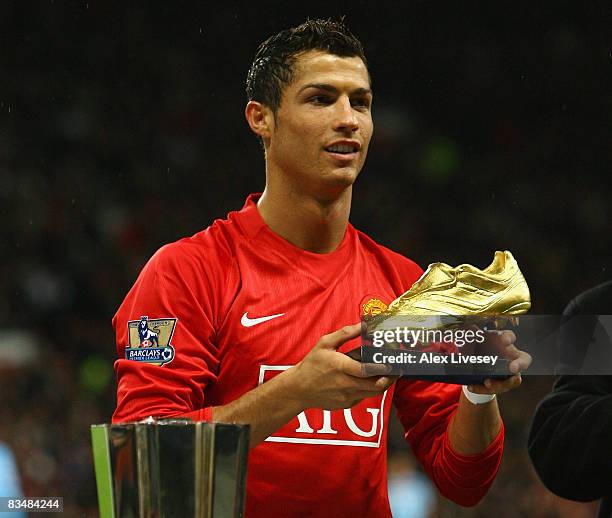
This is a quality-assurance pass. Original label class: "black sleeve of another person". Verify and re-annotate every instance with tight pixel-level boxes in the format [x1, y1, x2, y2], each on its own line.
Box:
[528, 281, 612, 503]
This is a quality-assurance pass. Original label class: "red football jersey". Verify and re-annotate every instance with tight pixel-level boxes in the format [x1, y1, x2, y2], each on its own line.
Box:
[113, 194, 504, 517]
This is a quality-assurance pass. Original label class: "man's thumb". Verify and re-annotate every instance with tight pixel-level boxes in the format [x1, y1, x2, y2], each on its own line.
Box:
[318, 323, 362, 350]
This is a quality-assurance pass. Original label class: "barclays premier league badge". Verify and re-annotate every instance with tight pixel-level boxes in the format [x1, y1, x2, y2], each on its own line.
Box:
[126, 316, 177, 366]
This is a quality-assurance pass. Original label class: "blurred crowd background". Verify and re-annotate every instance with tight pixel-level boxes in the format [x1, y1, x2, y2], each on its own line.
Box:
[1, 1, 610, 516]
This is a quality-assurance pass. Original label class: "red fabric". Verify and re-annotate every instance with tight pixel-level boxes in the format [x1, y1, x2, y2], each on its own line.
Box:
[112, 194, 504, 517]
[393, 379, 504, 507]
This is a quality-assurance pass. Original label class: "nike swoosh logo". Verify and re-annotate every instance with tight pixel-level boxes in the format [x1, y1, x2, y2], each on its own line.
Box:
[241, 312, 285, 327]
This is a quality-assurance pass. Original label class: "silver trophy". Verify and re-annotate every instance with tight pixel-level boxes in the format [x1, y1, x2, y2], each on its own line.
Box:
[91, 420, 249, 518]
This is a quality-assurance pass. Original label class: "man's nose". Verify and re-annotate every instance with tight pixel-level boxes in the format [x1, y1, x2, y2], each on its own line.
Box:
[332, 97, 359, 132]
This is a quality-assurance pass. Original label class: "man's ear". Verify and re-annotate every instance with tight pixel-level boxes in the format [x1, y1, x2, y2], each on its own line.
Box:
[245, 101, 274, 139]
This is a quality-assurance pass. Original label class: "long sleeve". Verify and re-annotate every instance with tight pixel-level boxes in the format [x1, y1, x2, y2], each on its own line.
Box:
[112, 240, 227, 423]
[528, 375, 612, 501]
[393, 379, 504, 507]
[528, 280, 612, 504]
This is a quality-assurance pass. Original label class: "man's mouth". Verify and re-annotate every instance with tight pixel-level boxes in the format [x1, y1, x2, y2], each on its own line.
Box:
[324, 143, 359, 154]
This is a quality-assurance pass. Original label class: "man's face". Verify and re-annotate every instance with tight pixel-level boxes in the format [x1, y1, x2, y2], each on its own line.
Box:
[266, 50, 373, 200]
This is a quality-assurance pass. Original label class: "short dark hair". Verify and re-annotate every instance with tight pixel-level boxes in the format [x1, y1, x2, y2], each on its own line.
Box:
[246, 19, 368, 113]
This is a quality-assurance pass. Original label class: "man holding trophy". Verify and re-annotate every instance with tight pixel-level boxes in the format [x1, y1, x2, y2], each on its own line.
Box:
[111, 19, 531, 517]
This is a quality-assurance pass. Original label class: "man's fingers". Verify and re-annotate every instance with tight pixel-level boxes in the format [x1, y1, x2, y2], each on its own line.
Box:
[318, 323, 362, 351]
[485, 329, 517, 355]
[486, 330, 531, 375]
[374, 375, 399, 390]
[335, 353, 368, 377]
[508, 350, 532, 374]
[500, 341, 532, 374]
[338, 373, 399, 393]
[351, 375, 398, 395]
[335, 353, 393, 378]
[485, 373, 522, 393]
[468, 373, 522, 395]
[500, 329, 517, 345]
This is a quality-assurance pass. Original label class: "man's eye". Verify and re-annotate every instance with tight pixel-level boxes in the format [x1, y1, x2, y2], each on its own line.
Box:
[310, 95, 332, 104]
[352, 98, 370, 109]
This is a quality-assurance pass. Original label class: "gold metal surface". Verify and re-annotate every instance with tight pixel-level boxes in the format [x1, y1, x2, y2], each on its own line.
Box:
[369, 251, 530, 331]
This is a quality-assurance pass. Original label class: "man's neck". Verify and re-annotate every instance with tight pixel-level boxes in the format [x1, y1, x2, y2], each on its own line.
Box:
[256, 186, 352, 254]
